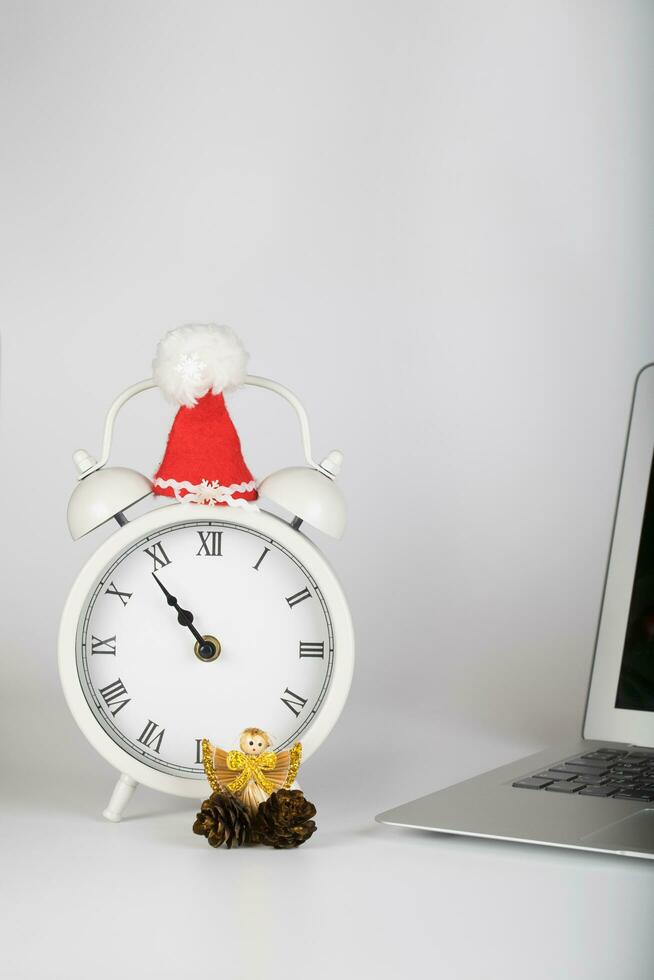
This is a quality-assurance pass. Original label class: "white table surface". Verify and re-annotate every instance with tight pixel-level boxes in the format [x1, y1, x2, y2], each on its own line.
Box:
[3, 704, 653, 980]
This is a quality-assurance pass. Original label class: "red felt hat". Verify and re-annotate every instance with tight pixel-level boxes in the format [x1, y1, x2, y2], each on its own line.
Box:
[152, 324, 258, 506]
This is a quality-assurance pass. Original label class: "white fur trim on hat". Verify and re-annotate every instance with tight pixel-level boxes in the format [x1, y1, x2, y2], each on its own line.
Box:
[153, 323, 249, 407]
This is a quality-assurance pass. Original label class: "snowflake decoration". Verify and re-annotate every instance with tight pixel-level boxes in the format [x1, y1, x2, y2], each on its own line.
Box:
[175, 352, 206, 382]
[191, 479, 226, 506]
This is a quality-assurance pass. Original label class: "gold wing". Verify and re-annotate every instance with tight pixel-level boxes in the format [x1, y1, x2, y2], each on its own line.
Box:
[202, 739, 302, 793]
[202, 739, 239, 792]
[265, 743, 302, 790]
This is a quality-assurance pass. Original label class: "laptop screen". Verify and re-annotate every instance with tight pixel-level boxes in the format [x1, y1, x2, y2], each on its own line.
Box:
[616, 449, 654, 711]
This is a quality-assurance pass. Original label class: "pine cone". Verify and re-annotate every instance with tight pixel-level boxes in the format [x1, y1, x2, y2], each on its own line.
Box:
[252, 789, 317, 848]
[193, 790, 252, 848]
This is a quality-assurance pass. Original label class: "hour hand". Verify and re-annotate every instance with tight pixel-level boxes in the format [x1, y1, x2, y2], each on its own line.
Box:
[151, 573, 219, 661]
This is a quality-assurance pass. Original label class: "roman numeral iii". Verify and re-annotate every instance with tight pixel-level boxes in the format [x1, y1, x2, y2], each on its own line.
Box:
[286, 587, 311, 609]
[197, 530, 222, 557]
[280, 687, 308, 716]
[91, 635, 117, 655]
[299, 641, 325, 658]
[105, 582, 133, 606]
[137, 720, 166, 754]
[143, 541, 171, 572]
[99, 678, 131, 716]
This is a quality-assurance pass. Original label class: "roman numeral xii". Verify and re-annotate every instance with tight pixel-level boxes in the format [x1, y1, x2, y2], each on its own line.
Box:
[197, 530, 222, 557]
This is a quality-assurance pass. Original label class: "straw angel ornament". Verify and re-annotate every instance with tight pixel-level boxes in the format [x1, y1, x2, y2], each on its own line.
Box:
[202, 728, 302, 815]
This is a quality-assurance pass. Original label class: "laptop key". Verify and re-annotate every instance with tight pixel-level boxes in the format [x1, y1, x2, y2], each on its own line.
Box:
[566, 757, 612, 769]
[545, 781, 585, 793]
[512, 777, 553, 790]
[613, 789, 654, 802]
[536, 770, 576, 782]
[579, 785, 619, 797]
[556, 764, 609, 776]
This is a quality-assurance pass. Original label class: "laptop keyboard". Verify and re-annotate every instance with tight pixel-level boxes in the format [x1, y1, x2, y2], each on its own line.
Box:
[512, 748, 654, 802]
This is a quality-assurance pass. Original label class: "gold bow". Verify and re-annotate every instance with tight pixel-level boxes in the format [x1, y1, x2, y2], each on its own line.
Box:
[223, 750, 278, 795]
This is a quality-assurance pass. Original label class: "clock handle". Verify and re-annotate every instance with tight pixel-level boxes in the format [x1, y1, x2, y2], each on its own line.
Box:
[74, 378, 156, 478]
[243, 375, 334, 474]
[76, 375, 335, 479]
[103, 773, 138, 822]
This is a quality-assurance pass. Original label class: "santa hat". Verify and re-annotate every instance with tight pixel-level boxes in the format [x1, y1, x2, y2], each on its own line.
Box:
[152, 324, 258, 506]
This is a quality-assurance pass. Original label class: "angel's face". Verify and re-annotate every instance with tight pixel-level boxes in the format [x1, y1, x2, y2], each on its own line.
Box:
[240, 732, 268, 756]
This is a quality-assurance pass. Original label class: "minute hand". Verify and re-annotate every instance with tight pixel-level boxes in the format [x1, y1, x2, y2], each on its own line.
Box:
[151, 573, 207, 647]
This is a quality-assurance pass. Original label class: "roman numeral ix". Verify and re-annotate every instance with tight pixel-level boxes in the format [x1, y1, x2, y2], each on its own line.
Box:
[280, 687, 308, 717]
[99, 678, 131, 716]
[286, 587, 311, 609]
[299, 641, 325, 659]
[143, 541, 171, 572]
[105, 581, 133, 606]
[91, 635, 117, 656]
[197, 530, 222, 557]
[137, 720, 166, 754]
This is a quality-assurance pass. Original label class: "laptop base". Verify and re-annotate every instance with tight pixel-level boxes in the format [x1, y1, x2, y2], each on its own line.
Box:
[376, 740, 654, 860]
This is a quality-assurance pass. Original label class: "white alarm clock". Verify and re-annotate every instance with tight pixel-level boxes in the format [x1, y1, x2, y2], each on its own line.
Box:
[59, 325, 354, 822]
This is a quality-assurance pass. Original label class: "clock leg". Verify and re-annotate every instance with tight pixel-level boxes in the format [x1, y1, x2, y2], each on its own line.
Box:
[103, 773, 138, 822]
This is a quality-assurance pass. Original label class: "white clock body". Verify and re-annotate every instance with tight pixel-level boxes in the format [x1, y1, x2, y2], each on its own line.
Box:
[58, 502, 354, 799]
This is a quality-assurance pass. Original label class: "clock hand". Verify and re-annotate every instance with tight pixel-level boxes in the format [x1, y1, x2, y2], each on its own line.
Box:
[151, 573, 217, 660]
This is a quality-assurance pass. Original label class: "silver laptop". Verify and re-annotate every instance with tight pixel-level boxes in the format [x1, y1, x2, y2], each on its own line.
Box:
[377, 365, 654, 860]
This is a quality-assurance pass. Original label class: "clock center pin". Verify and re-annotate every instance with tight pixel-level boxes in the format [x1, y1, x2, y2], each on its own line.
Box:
[195, 635, 221, 662]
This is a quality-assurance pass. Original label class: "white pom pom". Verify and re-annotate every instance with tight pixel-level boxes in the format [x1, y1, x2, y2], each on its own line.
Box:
[153, 323, 249, 407]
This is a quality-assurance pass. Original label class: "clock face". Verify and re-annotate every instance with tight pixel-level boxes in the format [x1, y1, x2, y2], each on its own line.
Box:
[75, 518, 334, 778]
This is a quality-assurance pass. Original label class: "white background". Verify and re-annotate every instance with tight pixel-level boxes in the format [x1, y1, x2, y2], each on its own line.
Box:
[2, 2, 654, 978]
